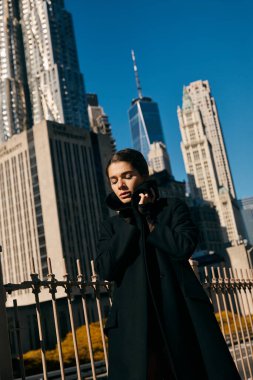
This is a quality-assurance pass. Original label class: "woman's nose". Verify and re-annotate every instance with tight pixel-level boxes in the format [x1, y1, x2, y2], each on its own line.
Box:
[118, 178, 126, 189]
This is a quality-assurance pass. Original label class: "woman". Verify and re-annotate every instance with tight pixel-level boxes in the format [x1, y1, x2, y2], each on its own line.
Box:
[95, 149, 240, 380]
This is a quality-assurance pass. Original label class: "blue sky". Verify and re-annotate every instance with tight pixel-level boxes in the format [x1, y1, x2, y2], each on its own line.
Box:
[65, 0, 253, 200]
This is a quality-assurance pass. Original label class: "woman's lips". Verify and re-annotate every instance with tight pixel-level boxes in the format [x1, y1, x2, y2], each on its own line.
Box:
[120, 191, 131, 199]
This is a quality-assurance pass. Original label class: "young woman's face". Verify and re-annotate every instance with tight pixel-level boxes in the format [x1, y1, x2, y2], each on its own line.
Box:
[108, 161, 146, 203]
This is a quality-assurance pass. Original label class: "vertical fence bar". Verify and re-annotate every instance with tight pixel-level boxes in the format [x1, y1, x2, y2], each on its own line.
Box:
[30, 263, 48, 380]
[237, 269, 253, 356]
[77, 259, 97, 380]
[249, 270, 253, 313]
[209, 267, 226, 338]
[223, 267, 247, 379]
[249, 269, 253, 311]
[47, 258, 65, 380]
[13, 299, 25, 380]
[217, 267, 239, 370]
[231, 268, 252, 378]
[203, 266, 212, 302]
[91, 260, 108, 372]
[0, 251, 13, 380]
[63, 259, 82, 380]
[244, 269, 253, 334]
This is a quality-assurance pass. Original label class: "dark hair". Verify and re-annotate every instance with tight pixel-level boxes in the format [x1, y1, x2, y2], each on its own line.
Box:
[106, 148, 149, 178]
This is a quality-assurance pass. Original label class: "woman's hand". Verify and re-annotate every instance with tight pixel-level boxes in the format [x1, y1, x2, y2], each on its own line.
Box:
[138, 188, 156, 205]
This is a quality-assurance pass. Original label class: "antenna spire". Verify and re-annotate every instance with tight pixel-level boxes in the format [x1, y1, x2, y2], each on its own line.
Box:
[131, 49, 143, 99]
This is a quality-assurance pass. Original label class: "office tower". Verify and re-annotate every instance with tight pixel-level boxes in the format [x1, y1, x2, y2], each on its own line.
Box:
[0, 0, 31, 142]
[128, 50, 165, 160]
[87, 93, 109, 133]
[19, 0, 89, 129]
[0, 1, 105, 295]
[178, 83, 243, 244]
[238, 197, 253, 245]
[148, 142, 172, 175]
[187, 198, 225, 260]
[87, 93, 116, 216]
[185, 80, 235, 198]
[0, 121, 103, 307]
[150, 170, 185, 199]
[87, 93, 115, 144]
[148, 146, 184, 200]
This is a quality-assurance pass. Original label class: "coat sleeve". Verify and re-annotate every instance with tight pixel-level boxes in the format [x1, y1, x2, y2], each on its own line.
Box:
[95, 217, 140, 281]
[147, 199, 198, 261]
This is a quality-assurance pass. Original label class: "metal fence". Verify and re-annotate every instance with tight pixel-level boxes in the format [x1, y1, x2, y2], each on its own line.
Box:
[199, 264, 253, 380]
[0, 257, 253, 380]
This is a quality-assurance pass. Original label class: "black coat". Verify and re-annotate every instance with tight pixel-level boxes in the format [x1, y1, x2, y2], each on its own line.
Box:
[95, 196, 240, 380]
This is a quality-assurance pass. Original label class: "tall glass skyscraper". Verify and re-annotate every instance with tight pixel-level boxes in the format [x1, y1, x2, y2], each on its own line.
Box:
[128, 51, 165, 160]
[128, 96, 165, 160]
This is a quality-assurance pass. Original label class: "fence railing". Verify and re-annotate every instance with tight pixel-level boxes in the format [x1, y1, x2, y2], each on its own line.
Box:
[0, 257, 253, 380]
[199, 264, 253, 380]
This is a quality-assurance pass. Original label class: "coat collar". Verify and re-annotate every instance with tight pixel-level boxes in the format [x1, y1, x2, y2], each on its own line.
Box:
[105, 191, 133, 219]
[105, 179, 158, 211]
[105, 179, 167, 217]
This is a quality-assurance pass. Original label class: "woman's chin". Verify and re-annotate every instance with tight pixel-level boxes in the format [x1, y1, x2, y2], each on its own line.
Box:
[120, 196, 132, 204]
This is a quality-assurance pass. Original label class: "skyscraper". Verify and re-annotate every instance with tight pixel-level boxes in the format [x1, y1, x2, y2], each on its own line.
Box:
[1, 121, 103, 307]
[148, 141, 172, 175]
[87, 93, 115, 141]
[187, 198, 225, 260]
[128, 50, 165, 160]
[87, 93, 116, 216]
[178, 81, 244, 244]
[238, 197, 253, 246]
[0, 1, 105, 304]
[0, 0, 31, 142]
[185, 80, 235, 198]
[0, 0, 89, 136]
